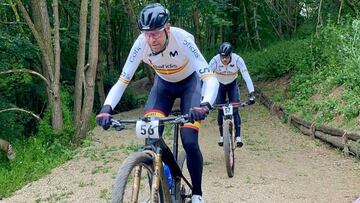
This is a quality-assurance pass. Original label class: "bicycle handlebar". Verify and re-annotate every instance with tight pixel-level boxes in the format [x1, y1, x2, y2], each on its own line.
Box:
[110, 114, 189, 131]
[214, 101, 249, 109]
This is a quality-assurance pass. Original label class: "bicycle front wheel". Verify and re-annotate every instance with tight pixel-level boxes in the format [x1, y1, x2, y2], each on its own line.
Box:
[111, 152, 163, 203]
[174, 150, 192, 203]
[223, 119, 235, 177]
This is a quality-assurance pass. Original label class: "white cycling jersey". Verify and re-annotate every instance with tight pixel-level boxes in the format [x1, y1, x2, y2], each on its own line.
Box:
[104, 27, 219, 109]
[209, 53, 254, 93]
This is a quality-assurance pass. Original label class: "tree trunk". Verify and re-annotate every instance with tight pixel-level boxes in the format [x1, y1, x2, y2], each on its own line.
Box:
[74, 0, 89, 130]
[96, 46, 106, 105]
[52, 0, 63, 130]
[242, 1, 253, 49]
[121, 0, 139, 37]
[316, 0, 323, 37]
[192, 1, 201, 45]
[345, 0, 359, 16]
[230, 0, 240, 46]
[15, 0, 63, 130]
[252, 0, 261, 49]
[0, 139, 15, 160]
[76, 0, 100, 144]
[122, 0, 154, 84]
[286, 0, 295, 34]
[276, 0, 283, 38]
[7, 0, 24, 32]
[104, 0, 115, 72]
[337, 0, 344, 23]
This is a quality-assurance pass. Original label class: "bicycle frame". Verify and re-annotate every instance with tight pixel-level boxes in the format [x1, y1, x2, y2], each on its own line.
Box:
[111, 115, 192, 203]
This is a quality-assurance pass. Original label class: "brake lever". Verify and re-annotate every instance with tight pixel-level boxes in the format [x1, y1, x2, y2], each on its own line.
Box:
[111, 119, 125, 131]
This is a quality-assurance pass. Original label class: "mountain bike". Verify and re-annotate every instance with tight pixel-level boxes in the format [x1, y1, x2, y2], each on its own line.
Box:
[110, 114, 192, 203]
[214, 102, 248, 178]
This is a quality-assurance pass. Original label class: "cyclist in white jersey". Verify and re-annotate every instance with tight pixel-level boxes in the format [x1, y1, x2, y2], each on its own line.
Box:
[209, 42, 255, 147]
[96, 3, 219, 202]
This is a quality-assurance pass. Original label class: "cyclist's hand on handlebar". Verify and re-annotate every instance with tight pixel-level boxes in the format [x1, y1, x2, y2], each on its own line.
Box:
[189, 102, 211, 122]
[247, 91, 256, 105]
[96, 105, 113, 130]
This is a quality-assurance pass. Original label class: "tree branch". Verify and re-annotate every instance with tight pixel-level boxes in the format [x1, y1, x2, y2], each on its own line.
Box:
[0, 108, 41, 120]
[0, 69, 50, 87]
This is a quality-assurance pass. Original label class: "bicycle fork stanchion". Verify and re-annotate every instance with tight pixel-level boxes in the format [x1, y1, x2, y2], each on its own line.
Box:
[151, 148, 172, 203]
[131, 166, 142, 202]
[171, 123, 180, 201]
[172, 123, 179, 169]
[151, 150, 162, 203]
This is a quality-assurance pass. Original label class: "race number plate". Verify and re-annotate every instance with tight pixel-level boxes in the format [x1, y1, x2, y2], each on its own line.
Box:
[135, 120, 160, 139]
[222, 105, 233, 116]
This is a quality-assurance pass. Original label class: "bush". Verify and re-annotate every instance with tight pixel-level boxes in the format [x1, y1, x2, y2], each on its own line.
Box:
[267, 18, 360, 129]
[243, 39, 310, 81]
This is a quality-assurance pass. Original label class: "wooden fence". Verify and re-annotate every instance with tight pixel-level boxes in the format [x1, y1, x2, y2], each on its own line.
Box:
[256, 87, 360, 157]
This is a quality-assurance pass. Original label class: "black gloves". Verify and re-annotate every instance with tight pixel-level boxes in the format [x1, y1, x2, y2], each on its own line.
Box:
[248, 91, 256, 105]
[189, 102, 211, 122]
[96, 105, 113, 130]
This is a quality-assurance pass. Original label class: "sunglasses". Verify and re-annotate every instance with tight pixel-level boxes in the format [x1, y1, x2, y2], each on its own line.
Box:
[220, 55, 231, 60]
[143, 28, 165, 39]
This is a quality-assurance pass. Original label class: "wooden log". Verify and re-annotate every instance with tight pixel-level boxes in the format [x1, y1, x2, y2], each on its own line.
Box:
[347, 132, 360, 142]
[291, 116, 312, 128]
[348, 140, 360, 157]
[291, 120, 311, 136]
[316, 124, 345, 137]
[256, 86, 360, 149]
[310, 122, 316, 139]
[342, 132, 349, 156]
[314, 130, 344, 149]
[316, 124, 360, 141]
[287, 115, 292, 126]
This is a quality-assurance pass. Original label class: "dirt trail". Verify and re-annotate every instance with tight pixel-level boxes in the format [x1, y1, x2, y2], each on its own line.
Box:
[2, 103, 360, 203]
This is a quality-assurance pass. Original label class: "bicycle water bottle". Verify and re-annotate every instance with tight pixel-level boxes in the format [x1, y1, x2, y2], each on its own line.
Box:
[163, 163, 173, 188]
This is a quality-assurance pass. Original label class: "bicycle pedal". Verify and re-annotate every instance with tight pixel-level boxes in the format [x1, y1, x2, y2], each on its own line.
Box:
[236, 141, 243, 148]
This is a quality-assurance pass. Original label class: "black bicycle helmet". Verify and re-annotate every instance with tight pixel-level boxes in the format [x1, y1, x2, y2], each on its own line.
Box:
[218, 42, 233, 56]
[137, 3, 170, 31]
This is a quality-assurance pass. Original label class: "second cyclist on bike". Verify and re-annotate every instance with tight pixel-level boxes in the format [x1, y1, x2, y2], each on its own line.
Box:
[209, 42, 255, 148]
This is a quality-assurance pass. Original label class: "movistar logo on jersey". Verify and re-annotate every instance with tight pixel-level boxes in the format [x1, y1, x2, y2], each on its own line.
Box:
[183, 39, 199, 58]
[153, 64, 178, 69]
[169, 50, 178, 57]
[130, 47, 141, 63]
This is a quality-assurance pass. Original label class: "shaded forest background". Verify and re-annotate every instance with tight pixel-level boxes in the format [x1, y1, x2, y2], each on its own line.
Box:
[0, 0, 359, 197]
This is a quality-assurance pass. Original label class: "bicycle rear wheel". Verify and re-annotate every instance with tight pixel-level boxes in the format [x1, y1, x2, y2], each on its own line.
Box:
[223, 119, 235, 177]
[111, 152, 164, 203]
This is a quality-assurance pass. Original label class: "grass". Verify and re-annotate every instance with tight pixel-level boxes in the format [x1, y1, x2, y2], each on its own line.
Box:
[0, 140, 76, 198]
[99, 188, 110, 200]
[121, 142, 143, 155]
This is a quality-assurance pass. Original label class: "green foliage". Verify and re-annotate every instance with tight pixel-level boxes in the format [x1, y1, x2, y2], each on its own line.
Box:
[0, 30, 39, 69]
[0, 89, 76, 197]
[243, 39, 310, 80]
[258, 18, 360, 130]
[116, 90, 148, 113]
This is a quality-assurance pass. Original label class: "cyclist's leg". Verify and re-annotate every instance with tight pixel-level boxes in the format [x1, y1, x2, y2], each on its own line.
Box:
[179, 73, 203, 196]
[144, 75, 176, 134]
[228, 80, 241, 138]
[216, 83, 227, 137]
